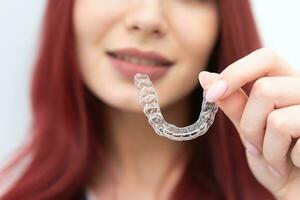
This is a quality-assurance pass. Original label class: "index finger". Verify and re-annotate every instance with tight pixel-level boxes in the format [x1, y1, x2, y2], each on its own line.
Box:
[219, 48, 300, 99]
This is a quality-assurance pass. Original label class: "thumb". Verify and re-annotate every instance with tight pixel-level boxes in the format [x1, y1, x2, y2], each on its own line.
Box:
[199, 71, 248, 128]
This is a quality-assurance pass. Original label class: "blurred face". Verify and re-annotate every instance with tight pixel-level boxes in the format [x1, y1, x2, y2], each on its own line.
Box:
[73, 0, 219, 112]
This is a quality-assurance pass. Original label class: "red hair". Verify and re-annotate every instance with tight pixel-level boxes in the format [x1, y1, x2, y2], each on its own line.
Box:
[1, 0, 275, 199]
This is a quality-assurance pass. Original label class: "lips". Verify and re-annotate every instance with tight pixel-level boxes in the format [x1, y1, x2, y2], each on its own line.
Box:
[106, 48, 174, 66]
[106, 48, 175, 80]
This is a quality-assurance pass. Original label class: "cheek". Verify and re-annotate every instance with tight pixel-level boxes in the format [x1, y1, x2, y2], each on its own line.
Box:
[73, 0, 125, 45]
[172, 7, 219, 57]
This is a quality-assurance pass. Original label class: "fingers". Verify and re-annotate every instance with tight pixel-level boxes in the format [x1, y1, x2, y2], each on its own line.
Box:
[208, 48, 300, 102]
[263, 105, 300, 177]
[198, 71, 219, 90]
[199, 72, 248, 130]
[198, 49, 300, 196]
[198, 72, 300, 178]
[240, 76, 300, 152]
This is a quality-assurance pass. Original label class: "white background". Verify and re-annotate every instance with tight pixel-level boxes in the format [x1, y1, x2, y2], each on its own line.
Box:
[1, 0, 300, 165]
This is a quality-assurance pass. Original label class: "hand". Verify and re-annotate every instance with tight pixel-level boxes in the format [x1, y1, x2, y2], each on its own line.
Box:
[198, 48, 300, 200]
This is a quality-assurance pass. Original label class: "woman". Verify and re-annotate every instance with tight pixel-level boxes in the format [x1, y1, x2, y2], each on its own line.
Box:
[1, 0, 299, 199]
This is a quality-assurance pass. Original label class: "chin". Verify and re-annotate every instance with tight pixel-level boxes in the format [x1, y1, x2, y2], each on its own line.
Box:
[103, 96, 143, 112]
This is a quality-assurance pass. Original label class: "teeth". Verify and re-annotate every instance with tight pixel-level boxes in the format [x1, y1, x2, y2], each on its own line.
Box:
[115, 54, 164, 66]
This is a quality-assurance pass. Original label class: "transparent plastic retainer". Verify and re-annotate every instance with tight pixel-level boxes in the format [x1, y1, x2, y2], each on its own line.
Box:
[134, 73, 219, 141]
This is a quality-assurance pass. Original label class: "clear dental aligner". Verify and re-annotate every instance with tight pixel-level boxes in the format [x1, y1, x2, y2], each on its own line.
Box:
[134, 73, 219, 141]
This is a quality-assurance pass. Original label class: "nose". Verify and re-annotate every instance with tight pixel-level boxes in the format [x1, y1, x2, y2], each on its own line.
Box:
[124, 1, 168, 38]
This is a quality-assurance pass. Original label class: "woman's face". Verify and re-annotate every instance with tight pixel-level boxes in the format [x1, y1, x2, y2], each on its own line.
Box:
[73, 0, 219, 112]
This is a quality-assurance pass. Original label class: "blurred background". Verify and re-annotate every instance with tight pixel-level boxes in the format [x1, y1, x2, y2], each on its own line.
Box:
[0, 0, 300, 166]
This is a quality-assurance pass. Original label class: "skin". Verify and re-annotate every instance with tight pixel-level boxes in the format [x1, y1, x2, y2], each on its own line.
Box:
[73, 0, 219, 199]
[73, 0, 300, 199]
[74, 0, 300, 200]
[199, 48, 300, 200]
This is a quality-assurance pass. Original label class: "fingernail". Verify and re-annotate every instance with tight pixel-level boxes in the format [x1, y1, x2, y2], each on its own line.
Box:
[198, 71, 211, 88]
[268, 165, 282, 178]
[205, 79, 228, 102]
[244, 141, 260, 156]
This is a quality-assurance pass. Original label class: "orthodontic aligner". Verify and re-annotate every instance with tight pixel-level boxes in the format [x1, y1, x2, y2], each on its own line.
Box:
[134, 73, 219, 141]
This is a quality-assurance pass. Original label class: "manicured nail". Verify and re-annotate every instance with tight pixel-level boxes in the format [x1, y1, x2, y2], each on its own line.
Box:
[198, 71, 211, 88]
[205, 79, 228, 102]
[268, 165, 282, 178]
[244, 141, 260, 156]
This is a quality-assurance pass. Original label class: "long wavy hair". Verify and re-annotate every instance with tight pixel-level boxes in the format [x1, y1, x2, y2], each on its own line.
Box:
[0, 0, 275, 199]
